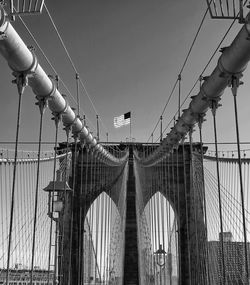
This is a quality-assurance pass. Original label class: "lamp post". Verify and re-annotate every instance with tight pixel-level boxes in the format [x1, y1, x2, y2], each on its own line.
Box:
[43, 170, 72, 285]
[154, 244, 167, 285]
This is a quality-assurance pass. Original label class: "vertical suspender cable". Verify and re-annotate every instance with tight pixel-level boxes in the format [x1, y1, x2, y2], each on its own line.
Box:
[176, 144, 181, 285]
[182, 141, 191, 285]
[5, 74, 25, 285]
[95, 188, 100, 282]
[78, 143, 85, 285]
[76, 73, 80, 116]
[189, 128, 200, 284]
[178, 74, 181, 119]
[231, 76, 249, 283]
[167, 154, 172, 285]
[83, 147, 89, 283]
[103, 190, 107, 284]
[171, 150, 178, 282]
[89, 153, 94, 280]
[157, 188, 161, 248]
[96, 115, 100, 142]
[30, 97, 47, 285]
[68, 137, 78, 285]
[59, 128, 70, 285]
[148, 169, 154, 278]
[211, 100, 225, 285]
[198, 116, 211, 285]
[100, 191, 105, 282]
[160, 116, 163, 143]
[47, 114, 60, 285]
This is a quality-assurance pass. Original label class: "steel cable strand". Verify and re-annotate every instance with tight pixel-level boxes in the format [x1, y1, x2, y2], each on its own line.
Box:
[57, 133, 71, 285]
[153, 18, 238, 145]
[15, 15, 97, 131]
[147, 2, 211, 142]
[231, 80, 249, 282]
[78, 143, 84, 285]
[92, 157, 99, 283]
[192, 156, 212, 284]
[29, 98, 47, 285]
[189, 131, 201, 284]
[46, 116, 60, 285]
[85, 217, 102, 280]
[175, 145, 183, 284]
[106, 193, 112, 284]
[166, 154, 173, 285]
[67, 139, 78, 285]
[204, 171, 247, 284]
[194, 168, 212, 284]
[160, 159, 167, 284]
[204, 165, 242, 234]
[95, 192, 101, 283]
[102, 192, 108, 284]
[171, 150, 179, 284]
[7, 194, 50, 269]
[180, 142, 192, 285]
[147, 167, 154, 281]
[198, 118, 211, 284]
[205, 183, 223, 283]
[0, 163, 6, 268]
[44, 4, 108, 135]
[204, 159, 250, 218]
[5, 79, 24, 285]
[205, 168, 245, 240]
[204, 165, 250, 228]
[82, 146, 89, 283]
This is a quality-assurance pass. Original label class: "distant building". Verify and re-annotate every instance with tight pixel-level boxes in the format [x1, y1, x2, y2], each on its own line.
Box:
[0, 269, 54, 285]
[208, 232, 250, 284]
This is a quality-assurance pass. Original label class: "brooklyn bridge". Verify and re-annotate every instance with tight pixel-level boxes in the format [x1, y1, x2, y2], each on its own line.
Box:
[1, 1, 250, 284]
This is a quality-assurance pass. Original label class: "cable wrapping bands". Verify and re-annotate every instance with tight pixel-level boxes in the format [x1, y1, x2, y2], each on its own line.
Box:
[140, 13, 250, 166]
[0, 12, 128, 165]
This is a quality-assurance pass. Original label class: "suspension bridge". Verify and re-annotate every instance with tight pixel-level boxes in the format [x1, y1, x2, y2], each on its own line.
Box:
[1, 1, 250, 284]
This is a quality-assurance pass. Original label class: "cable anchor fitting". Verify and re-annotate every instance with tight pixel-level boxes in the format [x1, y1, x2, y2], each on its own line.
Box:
[208, 97, 222, 117]
[35, 95, 48, 116]
[12, 73, 28, 96]
[229, 75, 243, 97]
[51, 112, 62, 129]
[197, 113, 206, 130]
[11, 48, 38, 95]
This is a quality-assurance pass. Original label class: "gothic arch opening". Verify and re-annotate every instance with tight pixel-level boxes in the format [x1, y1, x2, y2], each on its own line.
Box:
[83, 191, 123, 284]
[139, 191, 179, 284]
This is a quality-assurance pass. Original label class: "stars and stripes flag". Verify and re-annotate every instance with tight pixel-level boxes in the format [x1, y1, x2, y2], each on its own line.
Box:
[114, 112, 131, 128]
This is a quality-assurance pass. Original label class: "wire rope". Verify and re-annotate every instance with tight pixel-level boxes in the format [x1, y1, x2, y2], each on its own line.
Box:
[44, 3, 108, 135]
[30, 98, 47, 285]
[15, 14, 97, 131]
[6, 77, 25, 285]
[154, 17, 238, 143]
[147, 2, 211, 142]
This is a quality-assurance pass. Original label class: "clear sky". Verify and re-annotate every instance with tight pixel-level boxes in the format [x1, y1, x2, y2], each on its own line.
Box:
[0, 0, 250, 152]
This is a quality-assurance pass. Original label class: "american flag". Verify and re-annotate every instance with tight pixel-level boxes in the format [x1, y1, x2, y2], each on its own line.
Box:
[114, 112, 131, 128]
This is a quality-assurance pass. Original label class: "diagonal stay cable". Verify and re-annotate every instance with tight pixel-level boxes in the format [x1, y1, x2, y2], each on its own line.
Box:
[147, 2, 211, 142]
[155, 17, 237, 143]
[159, 0, 250, 142]
[146, 79, 178, 143]
[44, 3, 108, 133]
[16, 15, 97, 132]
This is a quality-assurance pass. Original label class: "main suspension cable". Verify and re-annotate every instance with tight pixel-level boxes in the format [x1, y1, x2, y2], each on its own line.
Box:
[44, 3, 108, 135]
